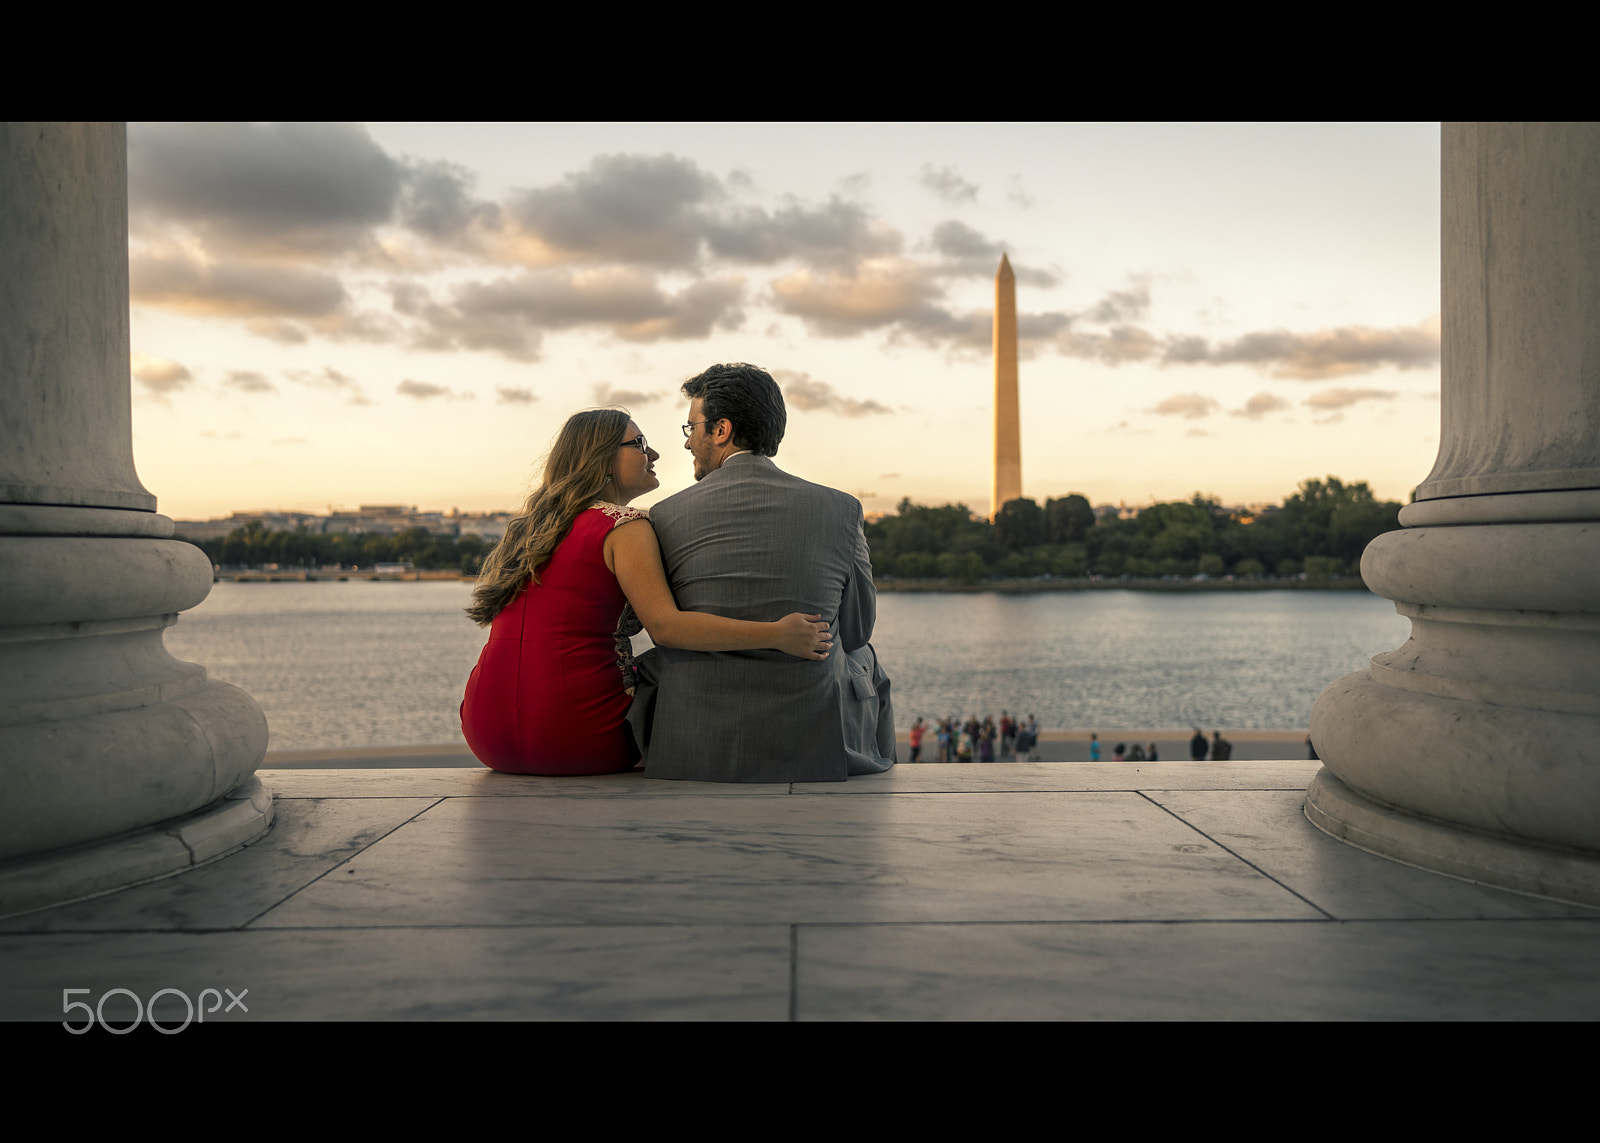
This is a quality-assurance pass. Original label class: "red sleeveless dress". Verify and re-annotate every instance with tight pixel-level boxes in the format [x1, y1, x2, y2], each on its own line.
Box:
[460, 504, 645, 775]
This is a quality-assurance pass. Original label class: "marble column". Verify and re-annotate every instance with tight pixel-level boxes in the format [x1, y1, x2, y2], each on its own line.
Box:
[992, 253, 1021, 519]
[0, 124, 269, 900]
[1307, 122, 1600, 904]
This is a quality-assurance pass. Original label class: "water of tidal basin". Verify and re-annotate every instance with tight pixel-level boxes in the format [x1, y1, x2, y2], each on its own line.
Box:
[163, 580, 1409, 752]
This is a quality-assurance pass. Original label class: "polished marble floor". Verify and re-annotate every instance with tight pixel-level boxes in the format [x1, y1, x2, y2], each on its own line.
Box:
[4, 761, 1598, 1021]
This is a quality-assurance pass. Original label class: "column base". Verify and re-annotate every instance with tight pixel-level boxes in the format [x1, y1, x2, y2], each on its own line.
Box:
[0, 776, 274, 920]
[1304, 768, 1600, 907]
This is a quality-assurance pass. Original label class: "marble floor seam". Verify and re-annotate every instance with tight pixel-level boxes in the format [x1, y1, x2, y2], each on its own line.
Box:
[236, 795, 451, 928]
[1136, 789, 1338, 921]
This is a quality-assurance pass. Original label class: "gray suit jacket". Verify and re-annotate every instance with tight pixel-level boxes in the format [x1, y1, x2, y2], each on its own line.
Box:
[626, 452, 896, 782]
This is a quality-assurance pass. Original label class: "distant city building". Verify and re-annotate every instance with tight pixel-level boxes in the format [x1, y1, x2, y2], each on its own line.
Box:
[453, 512, 511, 543]
[173, 504, 513, 544]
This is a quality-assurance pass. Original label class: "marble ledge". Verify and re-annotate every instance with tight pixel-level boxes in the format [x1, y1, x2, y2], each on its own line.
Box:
[259, 760, 1326, 800]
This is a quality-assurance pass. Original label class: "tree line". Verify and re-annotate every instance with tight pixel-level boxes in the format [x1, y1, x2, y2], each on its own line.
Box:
[179, 521, 493, 573]
[864, 476, 1403, 584]
[181, 475, 1402, 585]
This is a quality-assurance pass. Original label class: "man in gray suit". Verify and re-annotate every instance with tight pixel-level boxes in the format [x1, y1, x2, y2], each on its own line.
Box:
[626, 363, 896, 782]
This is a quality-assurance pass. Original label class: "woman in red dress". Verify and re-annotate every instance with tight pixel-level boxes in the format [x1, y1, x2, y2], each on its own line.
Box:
[460, 409, 831, 775]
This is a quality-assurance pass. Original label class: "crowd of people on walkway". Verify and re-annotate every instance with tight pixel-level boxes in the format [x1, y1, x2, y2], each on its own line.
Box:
[904, 720, 1240, 763]
[908, 713, 1040, 763]
[1089, 733, 1166, 762]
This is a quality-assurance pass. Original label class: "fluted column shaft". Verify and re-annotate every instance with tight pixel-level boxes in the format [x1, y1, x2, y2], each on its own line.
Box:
[1308, 123, 1600, 901]
[0, 123, 267, 865]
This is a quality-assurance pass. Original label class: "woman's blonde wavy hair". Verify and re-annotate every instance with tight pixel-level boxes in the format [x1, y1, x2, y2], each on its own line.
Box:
[466, 408, 631, 626]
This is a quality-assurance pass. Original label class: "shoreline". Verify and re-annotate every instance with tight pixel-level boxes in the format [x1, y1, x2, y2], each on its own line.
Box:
[210, 570, 1371, 594]
[875, 577, 1370, 594]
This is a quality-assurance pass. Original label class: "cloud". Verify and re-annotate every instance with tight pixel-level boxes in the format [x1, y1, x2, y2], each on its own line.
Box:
[123, 129, 1439, 394]
[925, 221, 1058, 286]
[129, 122, 404, 258]
[704, 197, 901, 269]
[776, 370, 893, 417]
[919, 164, 979, 205]
[242, 319, 310, 344]
[122, 132, 1051, 359]
[496, 386, 537, 404]
[225, 370, 276, 393]
[611, 277, 746, 341]
[1059, 324, 1162, 365]
[839, 172, 872, 197]
[1303, 386, 1398, 410]
[770, 258, 944, 335]
[969, 311, 1443, 382]
[127, 129, 910, 285]
[1082, 283, 1150, 324]
[285, 366, 372, 405]
[130, 353, 193, 394]
[131, 250, 349, 322]
[829, 281, 1137, 358]
[593, 382, 662, 406]
[1232, 391, 1292, 419]
[501, 154, 901, 273]
[1162, 335, 1210, 364]
[397, 379, 466, 400]
[1199, 320, 1440, 379]
[398, 157, 497, 241]
[930, 219, 999, 261]
[503, 153, 719, 267]
[769, 285, 1075, 356]
[127, 122, 505, 274]
[286, 366, 358, 390]
[402, 269, 747, 360]
[887, 306, 991, 351]
[1151, 393, 1220, 419]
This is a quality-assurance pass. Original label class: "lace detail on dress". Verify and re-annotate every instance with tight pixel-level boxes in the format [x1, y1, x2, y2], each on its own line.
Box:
[613, 601, 643, 696]
[590, 501, 650, 528]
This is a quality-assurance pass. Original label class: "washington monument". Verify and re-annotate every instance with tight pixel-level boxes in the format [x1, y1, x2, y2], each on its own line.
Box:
[992, 253, 1021, 518]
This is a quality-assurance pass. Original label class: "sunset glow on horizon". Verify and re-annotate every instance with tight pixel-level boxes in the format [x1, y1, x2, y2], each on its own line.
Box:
[127, 122, 1443, 521]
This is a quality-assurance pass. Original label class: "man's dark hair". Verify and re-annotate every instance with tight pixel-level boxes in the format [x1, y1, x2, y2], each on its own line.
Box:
[682, 363, 786, 457]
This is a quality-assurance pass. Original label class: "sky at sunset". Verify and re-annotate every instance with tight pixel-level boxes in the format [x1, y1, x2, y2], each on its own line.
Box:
[125, 122, 1444, 521]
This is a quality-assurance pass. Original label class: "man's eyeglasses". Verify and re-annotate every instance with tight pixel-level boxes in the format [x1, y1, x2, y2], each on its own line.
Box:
[681, 419, 718, 437]
[620, 434, 649, 453]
